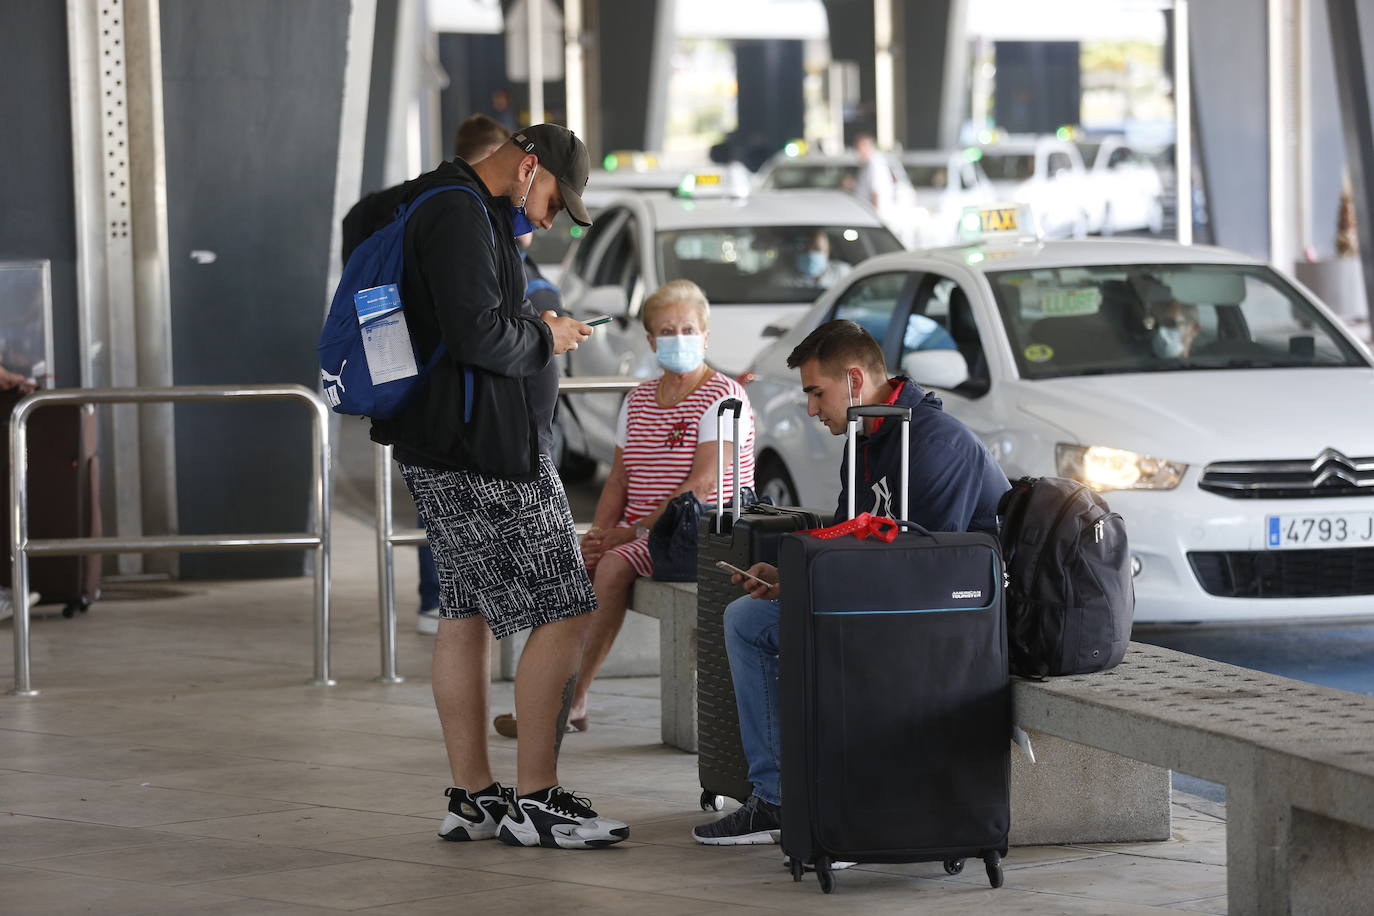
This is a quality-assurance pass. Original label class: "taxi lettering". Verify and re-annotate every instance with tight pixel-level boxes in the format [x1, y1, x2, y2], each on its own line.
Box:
[979, 207, 1019, 233]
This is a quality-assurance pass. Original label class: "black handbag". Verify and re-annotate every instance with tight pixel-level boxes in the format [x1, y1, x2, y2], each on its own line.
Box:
[649, 488, 761, 582]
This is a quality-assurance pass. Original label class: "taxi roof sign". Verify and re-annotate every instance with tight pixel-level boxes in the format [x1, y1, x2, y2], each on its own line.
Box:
[959, 202, 1040, 243]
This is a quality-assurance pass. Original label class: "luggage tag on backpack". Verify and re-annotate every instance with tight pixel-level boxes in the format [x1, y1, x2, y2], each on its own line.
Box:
[354, 284, 419, 385]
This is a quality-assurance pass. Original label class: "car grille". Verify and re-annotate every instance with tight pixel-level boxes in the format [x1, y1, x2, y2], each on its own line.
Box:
[1188, 548, 1374, 598]
[1200, 449, 1374, 499]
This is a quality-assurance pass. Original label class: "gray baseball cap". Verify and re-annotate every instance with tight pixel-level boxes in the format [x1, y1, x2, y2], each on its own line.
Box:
[511, 124, 593, 227]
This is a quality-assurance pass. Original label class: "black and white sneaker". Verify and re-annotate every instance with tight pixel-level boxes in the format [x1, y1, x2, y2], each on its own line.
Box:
[438, 783, 511, 841]
[496, 786, 629, 849]
[692, 794, 781, 846]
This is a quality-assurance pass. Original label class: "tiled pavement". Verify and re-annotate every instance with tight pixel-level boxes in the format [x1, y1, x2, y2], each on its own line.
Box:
[1, 457, 1230, 915]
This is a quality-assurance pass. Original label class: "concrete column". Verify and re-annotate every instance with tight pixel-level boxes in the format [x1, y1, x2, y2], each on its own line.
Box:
[1190, 0, 1270, 259]
[1327, 0, 1374, 327]
[821, 0, 876, 139]
[891, 0, 968, 151]
[1269, 0, 1302, 271]
[587, 0, 674, 156]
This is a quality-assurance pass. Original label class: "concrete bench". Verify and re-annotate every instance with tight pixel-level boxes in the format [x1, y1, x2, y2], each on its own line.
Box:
[1016, 642, 1374, 916]
[629, 577, 697, 752]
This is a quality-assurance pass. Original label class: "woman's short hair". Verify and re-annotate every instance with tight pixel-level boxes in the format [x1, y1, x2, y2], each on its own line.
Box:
[786, 319, 888, 378]
[641, 279, 711, 332]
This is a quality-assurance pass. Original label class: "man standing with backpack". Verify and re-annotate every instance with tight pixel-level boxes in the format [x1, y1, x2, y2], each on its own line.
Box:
[369, 124, 630, 849]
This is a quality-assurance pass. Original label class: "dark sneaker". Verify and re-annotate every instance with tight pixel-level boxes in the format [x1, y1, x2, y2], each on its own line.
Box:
[497, 786, 629, 849]
[692, 794, 781, 845]
[438, 783, 511, 841]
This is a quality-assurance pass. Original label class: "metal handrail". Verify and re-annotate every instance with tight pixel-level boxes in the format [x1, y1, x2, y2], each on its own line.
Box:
[8, 385, 333, 696]
[373, 376, 642, 682]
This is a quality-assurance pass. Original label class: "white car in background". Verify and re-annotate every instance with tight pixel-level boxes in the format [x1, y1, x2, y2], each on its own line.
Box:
[753, 150, 922, 247]
[978, 137, 1093, 239]
[555, 187, 903, 469]
[899, 149, 996, 247]
[742, 208, 1374, 623]
[527, 159, 690, 285]
[1077, 135, 1165, 235]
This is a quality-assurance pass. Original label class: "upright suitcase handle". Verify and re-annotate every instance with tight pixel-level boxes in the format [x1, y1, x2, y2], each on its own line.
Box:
[715, 398, 744, 535]
[845, 404, 911, 522]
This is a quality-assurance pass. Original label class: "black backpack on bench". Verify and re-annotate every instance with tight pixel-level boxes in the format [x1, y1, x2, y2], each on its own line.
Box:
[997, 476, 1134, 677]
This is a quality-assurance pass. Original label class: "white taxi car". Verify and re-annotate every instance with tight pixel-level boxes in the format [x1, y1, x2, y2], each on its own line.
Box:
[899, 149, 996, 247]
[753, 150, 922, 247]
[978, 137, 1093, 239]
[556, 187, 903, 468]
[743, 206, 1374, 623]
[1077, 136, 1165, 235]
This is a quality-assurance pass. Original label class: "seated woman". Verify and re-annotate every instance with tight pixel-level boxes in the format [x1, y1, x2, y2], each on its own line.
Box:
[494, 279, 755, 737]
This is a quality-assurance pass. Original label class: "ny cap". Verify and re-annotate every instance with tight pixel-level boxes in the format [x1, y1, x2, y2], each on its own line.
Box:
[511, 124, 593, 227]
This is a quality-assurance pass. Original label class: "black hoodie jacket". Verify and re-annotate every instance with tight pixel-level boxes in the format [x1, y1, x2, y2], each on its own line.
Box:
[835, 377, 1009, 533]
[367, 159, 556, 481]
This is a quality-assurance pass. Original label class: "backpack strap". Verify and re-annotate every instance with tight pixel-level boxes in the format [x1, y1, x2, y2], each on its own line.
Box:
[401, 184, 498, 424]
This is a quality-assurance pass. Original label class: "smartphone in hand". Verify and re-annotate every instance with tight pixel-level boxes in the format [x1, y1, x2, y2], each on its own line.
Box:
[715, 560, 771, 589]
[586, 315, 614, 327]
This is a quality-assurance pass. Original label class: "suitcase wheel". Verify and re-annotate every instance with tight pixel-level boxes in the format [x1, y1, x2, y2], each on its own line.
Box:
[942, 858, 964, 875]
[789, 857, 805, 882]
[62, 598, 91, 619]
[983, 851, 1004, 889]
[699, 790, 724, 812]
[815, 857, 835, 894]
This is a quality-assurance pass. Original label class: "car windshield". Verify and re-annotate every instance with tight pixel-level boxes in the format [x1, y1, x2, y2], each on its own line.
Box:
[523, 212, 593, 269]
[986, 263, 1369, 379]
[762, 164, 862, 191]
[980, 152, 1035, 182]
[904, 164, 950, 189]
[655, 225, 902, 304]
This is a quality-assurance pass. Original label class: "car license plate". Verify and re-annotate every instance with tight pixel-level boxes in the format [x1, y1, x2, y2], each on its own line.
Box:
[1265, 513, 1374, 549]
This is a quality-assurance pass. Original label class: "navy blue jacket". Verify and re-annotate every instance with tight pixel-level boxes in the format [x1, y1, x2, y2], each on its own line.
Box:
[835, 378, 1009, 533]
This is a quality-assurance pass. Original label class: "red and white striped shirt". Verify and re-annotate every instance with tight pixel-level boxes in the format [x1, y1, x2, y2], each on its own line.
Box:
[614, 372, 756, 523]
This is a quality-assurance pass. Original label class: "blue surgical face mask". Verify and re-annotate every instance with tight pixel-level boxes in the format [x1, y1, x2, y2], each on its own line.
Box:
[655, 334, 705, 375]
[511, 166, 538, 238]
[796, 250, 827, 278]
[1152, 326, 1186, 359]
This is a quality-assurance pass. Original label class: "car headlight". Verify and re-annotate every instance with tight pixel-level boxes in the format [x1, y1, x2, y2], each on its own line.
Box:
[1055, 444, 1187, 491]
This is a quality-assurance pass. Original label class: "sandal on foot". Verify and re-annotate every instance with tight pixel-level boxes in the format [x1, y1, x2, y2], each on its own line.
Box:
[492, 713, 588, 738]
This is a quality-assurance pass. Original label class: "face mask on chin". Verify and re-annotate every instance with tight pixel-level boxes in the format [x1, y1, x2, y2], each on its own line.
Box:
[656, 334, 705, 375]
[511, 166, 538, 238]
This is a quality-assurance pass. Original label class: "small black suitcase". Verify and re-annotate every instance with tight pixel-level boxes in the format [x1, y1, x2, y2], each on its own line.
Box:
[778, 404, 1010, 893]
[696, 398, 823, 810]
[0, 390, 102, 616]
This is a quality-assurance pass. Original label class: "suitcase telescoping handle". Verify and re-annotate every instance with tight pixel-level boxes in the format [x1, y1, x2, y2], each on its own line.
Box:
[715, 397, 744, 535]
[845, 404, 911, 522]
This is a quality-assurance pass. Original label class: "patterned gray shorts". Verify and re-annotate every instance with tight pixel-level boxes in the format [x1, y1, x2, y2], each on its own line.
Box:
[399, 455, 597, 639]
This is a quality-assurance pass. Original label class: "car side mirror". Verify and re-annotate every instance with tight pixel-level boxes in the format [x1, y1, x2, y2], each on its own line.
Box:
[901, 349, 969, 390]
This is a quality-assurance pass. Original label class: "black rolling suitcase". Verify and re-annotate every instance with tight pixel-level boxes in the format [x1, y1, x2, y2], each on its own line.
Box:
[696, 397, 823, 810]
[778, 404, 1010, 893]
[0, 389, 103, 616]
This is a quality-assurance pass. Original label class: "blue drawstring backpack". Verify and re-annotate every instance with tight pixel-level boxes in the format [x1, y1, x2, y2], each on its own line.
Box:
[318, 184, 493, 419]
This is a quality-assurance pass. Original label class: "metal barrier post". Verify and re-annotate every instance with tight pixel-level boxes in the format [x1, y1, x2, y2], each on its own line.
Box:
[7, 385, 334, 696]
[373, 376, 641, 681]
[375, 443, 404, 684]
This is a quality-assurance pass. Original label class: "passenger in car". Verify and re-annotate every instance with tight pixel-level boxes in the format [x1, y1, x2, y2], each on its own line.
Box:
[768, 230, 852, 291]
[493, 280, 756, 738]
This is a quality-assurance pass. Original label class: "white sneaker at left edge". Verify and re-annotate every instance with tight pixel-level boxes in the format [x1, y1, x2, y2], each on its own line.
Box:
[497, 786, 629, 849]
